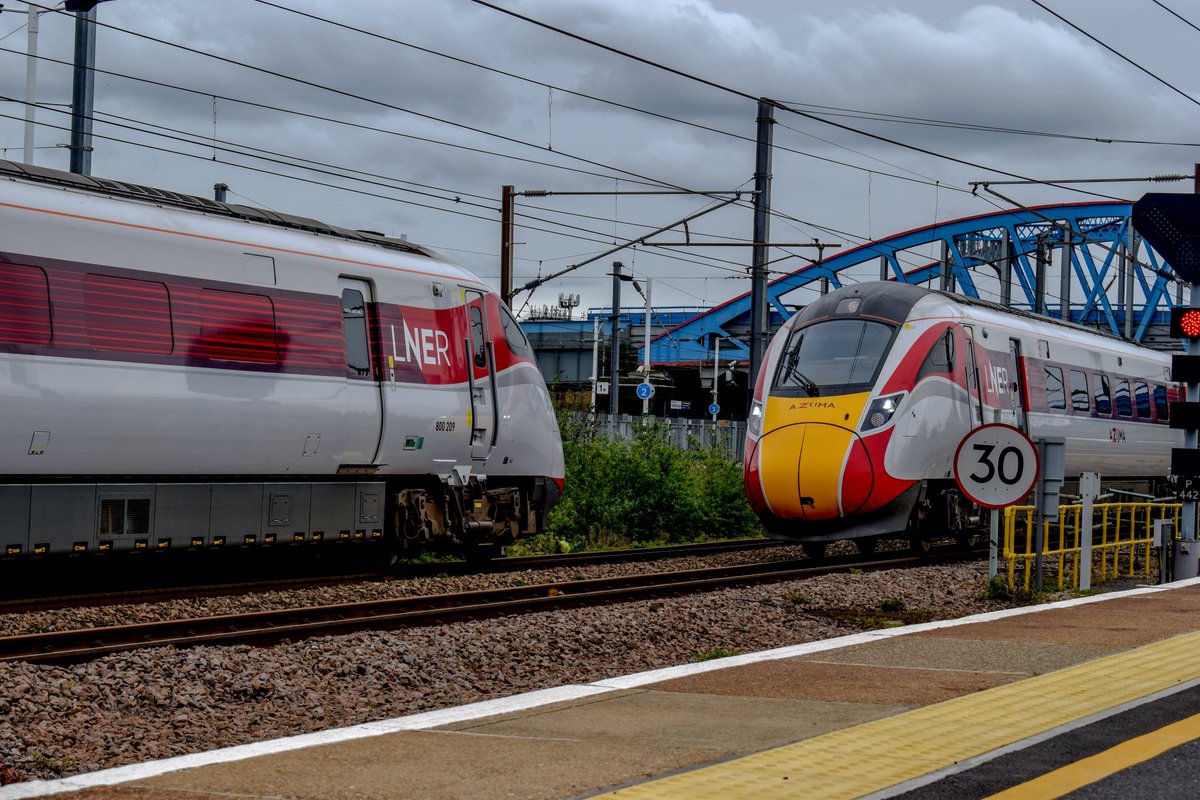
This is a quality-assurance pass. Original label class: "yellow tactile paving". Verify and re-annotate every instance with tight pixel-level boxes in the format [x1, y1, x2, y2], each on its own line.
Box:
[595, 630, 1200, 799]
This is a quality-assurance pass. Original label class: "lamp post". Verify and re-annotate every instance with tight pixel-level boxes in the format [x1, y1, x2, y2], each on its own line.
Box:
[1, 2, 61, 165]
[609, 262, 622, 416]
[638, 276, 652, 415]
[66, 0, 113, 175]
[711, 336, 722, 422]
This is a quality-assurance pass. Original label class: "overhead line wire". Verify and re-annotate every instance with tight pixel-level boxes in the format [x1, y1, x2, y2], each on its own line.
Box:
[1028, 0, 1200, 109]
[0, 101, 728, 273]
[4, 39, 765, 274]
[1151, 0, 1200, 35]
[250, 0, 971, 194]
[0, 44, 656, 190]
[20, 3, 825, 274]
[89, 107, 496, 210]
[467, 0, 1150, 200]
[23, 3, 703, 196]
[0, 104, 506, 225]
[780, 101, 1200, 147]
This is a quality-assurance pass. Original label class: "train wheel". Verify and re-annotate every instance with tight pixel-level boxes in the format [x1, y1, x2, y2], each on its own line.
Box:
[955, 531, 977, 551]
[462, 542, 500, 564]
[802, 541, 827, 560]
[909, 536, 933, 556]
[854, 537, 877, 555]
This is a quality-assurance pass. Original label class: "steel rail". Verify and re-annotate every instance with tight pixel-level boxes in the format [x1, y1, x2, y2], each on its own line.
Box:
[0, 546, 975, 664]
[0, 538, 782, 612]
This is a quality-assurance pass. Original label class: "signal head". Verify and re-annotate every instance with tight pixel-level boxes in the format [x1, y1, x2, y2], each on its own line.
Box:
[1170, 307, 1200, 340]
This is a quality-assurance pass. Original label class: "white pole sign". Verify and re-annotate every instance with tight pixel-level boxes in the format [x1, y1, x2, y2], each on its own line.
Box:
[953, 423, 1039, 508]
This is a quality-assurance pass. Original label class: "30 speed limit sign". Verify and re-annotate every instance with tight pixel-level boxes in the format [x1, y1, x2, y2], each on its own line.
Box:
[953, 423, 1039, 508]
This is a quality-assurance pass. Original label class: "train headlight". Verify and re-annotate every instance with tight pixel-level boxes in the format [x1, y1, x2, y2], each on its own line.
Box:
[748, 400, 765, 436]
[861, 392, 905, 431]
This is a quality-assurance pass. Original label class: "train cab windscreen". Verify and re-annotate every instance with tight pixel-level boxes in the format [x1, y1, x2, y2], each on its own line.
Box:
[775, 319, 894, 397]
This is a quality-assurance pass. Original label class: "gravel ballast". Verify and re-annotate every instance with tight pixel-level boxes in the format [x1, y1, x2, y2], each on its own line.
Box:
[0, 559, 1033, 784]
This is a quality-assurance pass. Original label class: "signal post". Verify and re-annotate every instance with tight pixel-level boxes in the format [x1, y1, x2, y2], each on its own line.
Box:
[1133, 191, 1200, 578]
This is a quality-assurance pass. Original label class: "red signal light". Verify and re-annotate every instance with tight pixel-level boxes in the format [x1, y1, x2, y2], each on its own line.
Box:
[1171, 307, 1200, 339]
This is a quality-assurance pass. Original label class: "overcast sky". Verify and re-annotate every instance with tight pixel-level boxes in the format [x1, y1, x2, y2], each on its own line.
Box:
[0, 0, 1195, 317]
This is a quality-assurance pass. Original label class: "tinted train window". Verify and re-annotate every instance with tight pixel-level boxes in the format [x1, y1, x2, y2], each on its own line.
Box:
[200, 289, 277, 363]
[1044, 366, 1066, 410]
[1070, 369, 1089, 412]
[1134, 382, 1150, 418]
[1154, 385, 1169, 420]
[84, 274, 173, 355]
[1114, 379, 1131, 417]
[919, 330, 954, 376]
[468, 305, 487, 369]
[0, 263, 51, 344]
[1093, 374, 1111, 415]
[500, 304, 533, 358]
[776, 318, 894, 396]
[341, 288, 371, 376]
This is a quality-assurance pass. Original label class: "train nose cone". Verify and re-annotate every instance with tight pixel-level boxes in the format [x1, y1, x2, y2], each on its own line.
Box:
[757, 423, 873, 521]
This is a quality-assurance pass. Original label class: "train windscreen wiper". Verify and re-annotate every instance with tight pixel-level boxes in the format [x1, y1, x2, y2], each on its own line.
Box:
[782, 355, 820, 396]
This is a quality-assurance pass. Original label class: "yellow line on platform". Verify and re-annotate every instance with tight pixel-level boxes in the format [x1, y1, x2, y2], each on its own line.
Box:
[984, 713, 1200, 800]
[594, 631, 1200, 800]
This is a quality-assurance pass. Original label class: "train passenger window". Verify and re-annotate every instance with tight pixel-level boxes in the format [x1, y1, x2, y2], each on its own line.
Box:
[1114, 380, 1131, 418]
[1044, 366, 1066, 410]
[0, 263, 52, 344]
[341, 289, 371, 376]
[84, 274, 173, 355]
[1154, 385, 1169, 420]
[1069, 370, 1089, 412]
[776, 319, 894, 396]
[1134, 382, 1150, 418]
[499, 304, 533, 358]
[199, 289, 278, 363]
[1093, 374, 1111, 415]
[469, 305, 487, 369]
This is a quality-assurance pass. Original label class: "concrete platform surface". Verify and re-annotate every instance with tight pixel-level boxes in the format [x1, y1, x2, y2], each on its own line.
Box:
[2, 578, 1198, 800]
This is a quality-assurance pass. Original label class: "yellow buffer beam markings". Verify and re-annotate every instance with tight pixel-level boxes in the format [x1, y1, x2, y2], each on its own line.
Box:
[596, 630, 1200, 800]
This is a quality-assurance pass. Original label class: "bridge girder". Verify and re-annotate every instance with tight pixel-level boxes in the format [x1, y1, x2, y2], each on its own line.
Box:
[646, 202, 1179, 366]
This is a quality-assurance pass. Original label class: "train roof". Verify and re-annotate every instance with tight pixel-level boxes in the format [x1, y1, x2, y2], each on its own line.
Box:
[0, 160, 434, 259]
[803, 281, 1163, 352]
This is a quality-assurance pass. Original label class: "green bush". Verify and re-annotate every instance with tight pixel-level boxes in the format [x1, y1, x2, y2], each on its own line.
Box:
[544, 416, 762, 551]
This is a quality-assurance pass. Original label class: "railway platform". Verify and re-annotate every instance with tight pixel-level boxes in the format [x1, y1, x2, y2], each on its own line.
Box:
[5, 577, 1200, 800]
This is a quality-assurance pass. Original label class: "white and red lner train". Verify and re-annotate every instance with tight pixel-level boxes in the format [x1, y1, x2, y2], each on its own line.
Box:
[744, 281, 1179, 556]
[0, 160, 563, 558]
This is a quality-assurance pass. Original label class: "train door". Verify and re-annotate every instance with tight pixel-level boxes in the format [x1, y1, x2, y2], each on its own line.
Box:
[1008, 337, 1029, 432]
[464, 289, 497, 460]
[339, 277, 385, 463]
[963, 327, 983, 426]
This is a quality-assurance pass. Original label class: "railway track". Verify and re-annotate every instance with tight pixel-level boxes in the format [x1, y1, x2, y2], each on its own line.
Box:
[0, 538, 783, 613]
[0, 545, 977, 665]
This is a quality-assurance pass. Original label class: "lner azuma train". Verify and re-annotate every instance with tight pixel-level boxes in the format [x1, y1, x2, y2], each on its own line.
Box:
[0, 160, 563, 560]
[744, 281, 1180, 558]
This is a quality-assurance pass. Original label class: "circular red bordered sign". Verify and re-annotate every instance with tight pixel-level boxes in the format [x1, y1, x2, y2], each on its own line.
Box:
[953, 423, 1040, 509]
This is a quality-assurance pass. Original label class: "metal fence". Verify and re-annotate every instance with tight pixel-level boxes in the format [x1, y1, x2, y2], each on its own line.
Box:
[1001, 502, 1181, 592]
[575, 413, 747, 461]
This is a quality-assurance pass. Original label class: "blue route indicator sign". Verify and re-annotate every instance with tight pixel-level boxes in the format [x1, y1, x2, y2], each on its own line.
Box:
[708, 403, 720, 415]
[636, 382, 654, 400]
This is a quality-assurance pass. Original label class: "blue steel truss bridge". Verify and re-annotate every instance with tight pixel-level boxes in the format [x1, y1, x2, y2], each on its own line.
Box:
[645, 202, 1181, 368]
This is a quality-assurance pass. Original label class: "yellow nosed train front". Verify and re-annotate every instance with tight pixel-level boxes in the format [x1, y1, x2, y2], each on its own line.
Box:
[755, 393, 874, 521]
